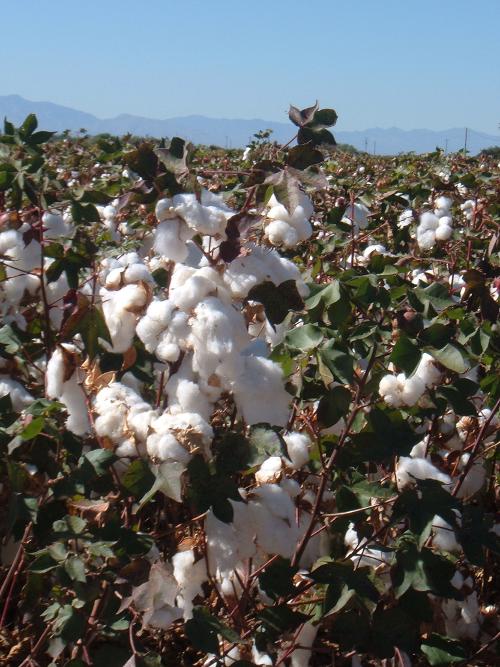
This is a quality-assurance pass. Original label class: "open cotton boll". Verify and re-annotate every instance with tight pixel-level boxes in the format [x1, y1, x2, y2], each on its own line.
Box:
[252, 644, 273, 666]
[146, 432, 191, 463]
[171, 192, 231, 237]
[414, 352, 442, 387]
[435, 195, 453, 214]
[342, 201, 370, 232]
[42, 211, 73, 239]
[455, 454, 486, 498]
[396, 456, 451, 489]
[288, 621, 318, 667]
[165, 377, 213, 421]
[265, 219, 299, 248]
[151, 411, 213, 457]
[435, 223, 453, 241]
[229, 355, 291, 426]
[397, 209, 414, 228]
[172, 549, 207, 619]
[0, 376, 34, 411]
[419, 211, 440, 232]
[284, 432, 311, 469]
[153, 219, 190, 263]
[46, 347, 89, 435]
[101, 284, 148, 353]
[379, 373, 424, 407]
[431, 514, 461, 552]
[255, 456, 283, 484]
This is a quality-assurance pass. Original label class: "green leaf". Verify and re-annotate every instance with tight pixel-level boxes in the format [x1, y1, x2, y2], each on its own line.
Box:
[248, 425, 285, 465]
[185, 606, 239, 655]
[319, 342, 354, 383]
[122, 459, 156, 499]
[437, 386, 477, 416]
[64, 556, 87, 583]
[259, 557, 298, 599]
[20, 113, 38, 138]
[421, 634, 467, 665]
[390, 334, 421, 374]
[139, 461, 185, 506]
[311, 108, 338, 128]
[247, 280, 304, 326]
[431, 344, 468, 373]
[316, 386, 351, 428]
[286, 324, 324, 352]
[414, 283, 454, 312]
[21, 416, 45, 441]
[79, 449, 116, 478]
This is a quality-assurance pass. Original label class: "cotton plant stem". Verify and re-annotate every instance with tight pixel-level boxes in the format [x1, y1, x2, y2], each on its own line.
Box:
[291, 343, 378, 568]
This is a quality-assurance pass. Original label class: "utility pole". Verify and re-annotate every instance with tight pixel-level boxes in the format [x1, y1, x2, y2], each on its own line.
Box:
[364, 137, 368, 153]
[445, 138, 448, 154]
[464, 127, 468, 156]
[373, 141, 376, 155]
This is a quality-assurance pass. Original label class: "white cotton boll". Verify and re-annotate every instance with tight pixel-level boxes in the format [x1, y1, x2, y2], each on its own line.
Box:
[230, 355, 291, 426]
[95, 406, 128, 441]
[409, 439, 428, 458]
[101, 284, 147, 353]
[172, 192, 230, 237]
[415, 352, 442, 388]
[172, 549, 207, 620]
[255, 456, 283, 484]
[42, 211, 72, 239]
[435, 224, 453, 241]
[435, 196, 453, 213]
[401, 375, 425, 406]
[46, 347, 66, 398]
[284, 432, 311, 469]
[60, 374, 90, 435]
[166, 378, 212, 421]
[265, 219, 299, 248]
[155, 197, 174, 222]
[152, 411, 213, 451]
[396, 457, 451, 489]
[252, 644, 273, 666]
[123, 262, 152, 284]
[342, 201, 370, 232]
[128, 407, 155, 442]
[146, 432, 191, 463]
[455, 455, 486, 498]
[115, 439, 137, 458]
[363, 244, 386, 258]
[289, 622, 318, 667]
[419, 211, 440, 232]
[253, 483, 296, 523]
[153, 219, 190, 263]
[0, 376, 34, 411]
[379, 373, 403, 407]
[205, 511, 241, 575]
[398, 209, 414, 228]
[136, 299, 176, 352]
[431, 515, 461, 552]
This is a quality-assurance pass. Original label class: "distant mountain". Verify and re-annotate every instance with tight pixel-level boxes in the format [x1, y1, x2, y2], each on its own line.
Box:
[1, 94, 499, 155]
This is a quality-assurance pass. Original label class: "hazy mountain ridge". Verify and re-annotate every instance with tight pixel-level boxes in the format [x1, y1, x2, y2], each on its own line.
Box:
[1, 94, 499, 154]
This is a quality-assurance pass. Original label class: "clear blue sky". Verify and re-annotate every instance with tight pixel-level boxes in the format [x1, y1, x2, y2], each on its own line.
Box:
[1, 0, 499, 132]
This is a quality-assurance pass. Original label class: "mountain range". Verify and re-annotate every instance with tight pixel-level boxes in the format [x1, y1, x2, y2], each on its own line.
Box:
[1, 95, 499, 155]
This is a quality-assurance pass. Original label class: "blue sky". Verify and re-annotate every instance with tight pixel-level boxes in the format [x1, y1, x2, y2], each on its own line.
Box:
[1, 0, 499, 132]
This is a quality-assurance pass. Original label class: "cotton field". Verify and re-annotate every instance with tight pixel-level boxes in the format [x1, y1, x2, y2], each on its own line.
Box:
[0, 108, 499, 666]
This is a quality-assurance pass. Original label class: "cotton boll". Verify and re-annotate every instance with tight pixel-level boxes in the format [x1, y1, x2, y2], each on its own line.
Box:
[431, 514, 461, 552]
[146, 432, 191, 463]
[229, 355, 291, 426]
[0, 376, 34, 411]
[289, 622, 318, 667]
[342, 201, 370, 232]
[46, 347, 66, 398]
[284, 431, 311, 469]
[455, 455, 486, 498]
[379, 374, 402, 406]
[60, 374, 91, 435]
[172, 549, 207, 619]
[401, 375, 425, 406]
[42, 211, 72, 239]
[435, 196, 453, 214]
[435, 224, 453, 241]
[396, 457, 451, 489]
[265, 219, 299, 248]
[153, 219, 190, 263]
[101, 284, 148, 353]
[252, 644, 273, 666]
[255, 456, 283, 484]
[415, 352, 442, 387]
[398, 209, 414, 228]
[172, 192, 231, 237]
